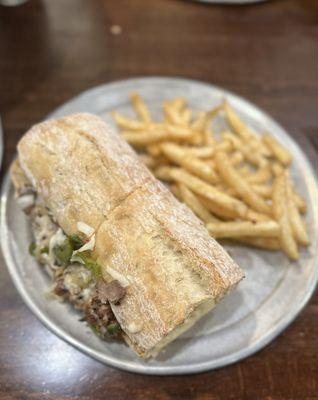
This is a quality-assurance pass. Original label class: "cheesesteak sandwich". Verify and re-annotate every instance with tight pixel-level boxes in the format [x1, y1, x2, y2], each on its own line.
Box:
[11, 113, 244, 358]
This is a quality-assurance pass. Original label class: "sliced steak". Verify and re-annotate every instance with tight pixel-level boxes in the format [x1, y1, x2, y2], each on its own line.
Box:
[97, 279, 126, 305]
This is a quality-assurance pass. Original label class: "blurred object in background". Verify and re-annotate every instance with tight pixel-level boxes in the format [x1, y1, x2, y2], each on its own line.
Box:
[194, 0, 266, 3]
[0, 0, 28, 6]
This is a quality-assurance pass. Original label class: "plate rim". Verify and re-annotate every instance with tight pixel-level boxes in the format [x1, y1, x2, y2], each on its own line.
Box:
[2, 76, 318, 375]
[0, 116, 3, 172]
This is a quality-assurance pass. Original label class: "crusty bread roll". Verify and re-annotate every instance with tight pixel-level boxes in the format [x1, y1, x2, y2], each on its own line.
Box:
[16, 113, 244, 358]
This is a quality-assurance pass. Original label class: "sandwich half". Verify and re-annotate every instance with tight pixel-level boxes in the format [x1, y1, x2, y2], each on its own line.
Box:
[11, 113, 244, 358]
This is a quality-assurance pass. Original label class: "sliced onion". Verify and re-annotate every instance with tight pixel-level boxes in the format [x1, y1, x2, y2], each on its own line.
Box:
[17, 194, 35, 211]
[48, 228, 67, 266]
[106, 266, 130, 288]
[72, 234, 96, 259]
[70, 253, 85, 264]
[77, 221, 95, 237]
[77, 234, 95, 252]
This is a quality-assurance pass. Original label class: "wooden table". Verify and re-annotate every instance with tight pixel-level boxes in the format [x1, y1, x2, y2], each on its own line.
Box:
[1, 0, 318, 398]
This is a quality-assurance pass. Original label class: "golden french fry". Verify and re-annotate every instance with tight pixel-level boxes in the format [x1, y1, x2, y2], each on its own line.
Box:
[162, 167, 261, 221]
[206, 159, 216, 169]
[244, 146, 268, 168]
[112, 111, 146, 131]
[206, 104, 223, 119]
[285, 173, 309, 246]
[237, 165, 251, 177]
[223, 187, 237, 197]
[215, 152, 271, 215]
[161, 143, 219, 184]
[294, 192, 307, 214]
[123, 126, 193, 146]
[140, 153, 169, 169]
[224, 102, 255, 140]
[224, 184, 272, 199]
[263, 134, 292, 166]
[231, 151, 244, 166]
[181, 109, 192, 126]
[248, 138, 272, 158]
[170, 184, 182, 200]
[272, 162, 284, 176]
[147, 144, 162, 157]
[272, 173, 299, 260]
[215, 140, 233, 153]
[191, 112, 207, 132]
[199, 195, 269, 222]
[203, 116, 218, 145]
[203, 126, 216, 146]
[199, 196, 238, 220]
[223, 132, 267, 168]
[192, 106, 221, 132]
[272, 163, 306, 213]
[156, 123, 200, 145]
[221, 131, 241, 147]
[251, 184, 272, 199]
[245, 209, 271, 223]
[163, 101, 184, 125]
[130, 93, 152, 123]
[206, 220, 279, 239]
[138, 154, 157, 168]
[153, 166, 175, 182]
[178, 184, 219, 223]
[233, 237, 280, 251]
[172, 97, 187, 111]
[180, 146, 214, 159]
[245, 166, 272, 184]
[193, 106, 223, 144]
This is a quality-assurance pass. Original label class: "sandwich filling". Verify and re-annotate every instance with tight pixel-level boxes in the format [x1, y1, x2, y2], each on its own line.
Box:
[13, 162, 125, 339]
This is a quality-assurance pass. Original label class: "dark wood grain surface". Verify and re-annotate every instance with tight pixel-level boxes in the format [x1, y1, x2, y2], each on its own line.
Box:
[1, 0, 318, 399]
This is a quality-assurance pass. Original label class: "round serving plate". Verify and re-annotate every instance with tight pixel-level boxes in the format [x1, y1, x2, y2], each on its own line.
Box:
[0, 116, 3, 171]
[2, 77, 318, 375]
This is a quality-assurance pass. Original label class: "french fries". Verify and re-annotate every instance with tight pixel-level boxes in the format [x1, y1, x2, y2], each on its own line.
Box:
[163, 101, 184, 125]
[138, 154, 157, 168]
[170, 184, 182, 200]
[285, 173, 309, 246]
[224, 102, 255, 141]
[272, 173, 299, 260]
[122, 126, 193, 146]
[163, 167, 249, 219]
[181, 146, 214, 159]
[215, 152, 271, 215]
[245, 166, 272, 184]
[161, 143, 219, 184]
[178, 184, 219, 223]
[181, 109, 192, 126]
[113, 94, 309, 260]
[112, 111, 145, 131]
[147, 144, 162, 157]
[207, 220, 279, 239]
[294, 192, 307, 214]
[251, 184, 272, 199]
[130, 93, 152, 123]
[234, 237, 281, 251]
[263, 134, 292, 166]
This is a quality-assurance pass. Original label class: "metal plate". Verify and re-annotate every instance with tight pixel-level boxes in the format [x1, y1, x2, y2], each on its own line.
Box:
[2, 77, 318, 375]
[0, 116, 3, 171]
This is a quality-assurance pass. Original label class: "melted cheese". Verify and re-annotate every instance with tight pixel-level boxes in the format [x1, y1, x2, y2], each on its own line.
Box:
[149, 299, 215, 357]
